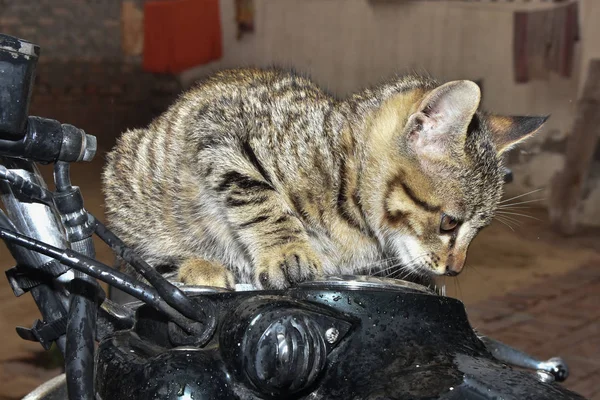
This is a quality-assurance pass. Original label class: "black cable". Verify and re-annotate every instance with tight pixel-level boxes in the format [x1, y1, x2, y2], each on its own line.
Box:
[0, 226, 211, 341]
[0, 164, 53, 205]
[65, 278, 96, 400]
[53, 161, 72, 191]
[54, 161, 97, 400]
[92, 217, 214, 324]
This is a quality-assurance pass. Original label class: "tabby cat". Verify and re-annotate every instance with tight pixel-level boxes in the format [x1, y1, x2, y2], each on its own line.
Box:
[102, 68, 546, 290]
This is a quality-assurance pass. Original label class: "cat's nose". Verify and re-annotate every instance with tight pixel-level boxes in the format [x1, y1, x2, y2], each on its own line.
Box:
[444, 254, 465, 276]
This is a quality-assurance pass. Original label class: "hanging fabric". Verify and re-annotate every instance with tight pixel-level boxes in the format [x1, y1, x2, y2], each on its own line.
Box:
[143, 0, 223, 74]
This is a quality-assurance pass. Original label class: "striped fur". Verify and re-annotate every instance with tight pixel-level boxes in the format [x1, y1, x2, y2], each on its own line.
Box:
[102, 68, 546, 289]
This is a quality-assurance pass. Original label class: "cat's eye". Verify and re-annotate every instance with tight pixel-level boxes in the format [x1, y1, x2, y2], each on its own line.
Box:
[440, 214, 459, 232]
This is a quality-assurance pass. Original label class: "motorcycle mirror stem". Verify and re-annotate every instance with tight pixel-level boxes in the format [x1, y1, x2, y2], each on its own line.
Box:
[0, 33, 96, 163]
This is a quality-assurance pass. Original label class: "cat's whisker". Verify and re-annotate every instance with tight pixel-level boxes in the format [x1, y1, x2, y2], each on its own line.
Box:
[497, 198, 546, 208]
[388, 267, 405, 279]
[433, 282, 447, 296]
[388, 263, 415, 280]
[444, 276, 462, 300]
[380, 262, 408, 278]
[495, 214, 521, 227]
[496, 212, 522, 223]
[497, 207, 535, 213]
[456, 276, 464, 301]
[379, 254, 430, 279]
[373, 258, 404, 275]
[381, 265, 404, 278]
[466, 263, 485, 279]
[391, 255, 434, 281]
[384, 264, 402, 278]
[449, 277, 458, 300]
[496, 205, 533, 211]
[499, 188, 544, 204]
[499, 219, 520, 230]
[496, 210, 543, 221]
[386, 263, 415, 279]
[494, 217, 516, 231]
[363, 257, 403, 276]
[394, 267, 419, 281]
[397, 263, 422, 279]
[364, 257, 399, 276]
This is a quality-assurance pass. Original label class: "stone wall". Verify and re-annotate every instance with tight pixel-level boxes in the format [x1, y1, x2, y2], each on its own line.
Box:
[29, 61, 181, 152]
[0, 0, 121, 61]
[0, 0, 182, 152]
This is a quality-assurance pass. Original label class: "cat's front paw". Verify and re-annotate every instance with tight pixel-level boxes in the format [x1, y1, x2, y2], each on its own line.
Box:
[178, 258, 236, 290]
[255, 242, 323, 290]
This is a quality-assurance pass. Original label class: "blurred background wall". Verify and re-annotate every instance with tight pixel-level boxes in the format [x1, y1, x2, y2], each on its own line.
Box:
[0, 0, 597, 223]
[1, 2, 599, 398]
[184, 0, 599, 227]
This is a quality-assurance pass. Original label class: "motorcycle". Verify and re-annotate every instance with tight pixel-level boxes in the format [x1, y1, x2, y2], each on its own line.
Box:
[0, 33, 587, 400]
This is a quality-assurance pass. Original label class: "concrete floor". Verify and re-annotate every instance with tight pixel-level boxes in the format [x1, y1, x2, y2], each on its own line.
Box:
[0, 154, 599, 399]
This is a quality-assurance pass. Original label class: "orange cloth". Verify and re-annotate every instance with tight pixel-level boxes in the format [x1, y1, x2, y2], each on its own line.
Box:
[143, 0, 222, 74]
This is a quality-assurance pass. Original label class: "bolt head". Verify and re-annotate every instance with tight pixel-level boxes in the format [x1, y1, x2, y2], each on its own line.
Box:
[325, 327, 339, 344]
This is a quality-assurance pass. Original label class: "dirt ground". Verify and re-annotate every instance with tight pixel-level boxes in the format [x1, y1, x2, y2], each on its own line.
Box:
[0, 156, 598, 399]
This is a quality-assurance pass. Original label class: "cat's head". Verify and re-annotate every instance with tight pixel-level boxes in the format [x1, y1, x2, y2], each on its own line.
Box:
[365, 80, 547, 279]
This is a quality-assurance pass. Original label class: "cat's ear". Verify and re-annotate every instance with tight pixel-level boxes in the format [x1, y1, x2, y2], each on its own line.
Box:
[407, 80, 481, 155]
[488, 115, 548, 155]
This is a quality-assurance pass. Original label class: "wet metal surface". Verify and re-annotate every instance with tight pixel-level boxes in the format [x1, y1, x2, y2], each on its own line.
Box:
[95, 277, 587, 400]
